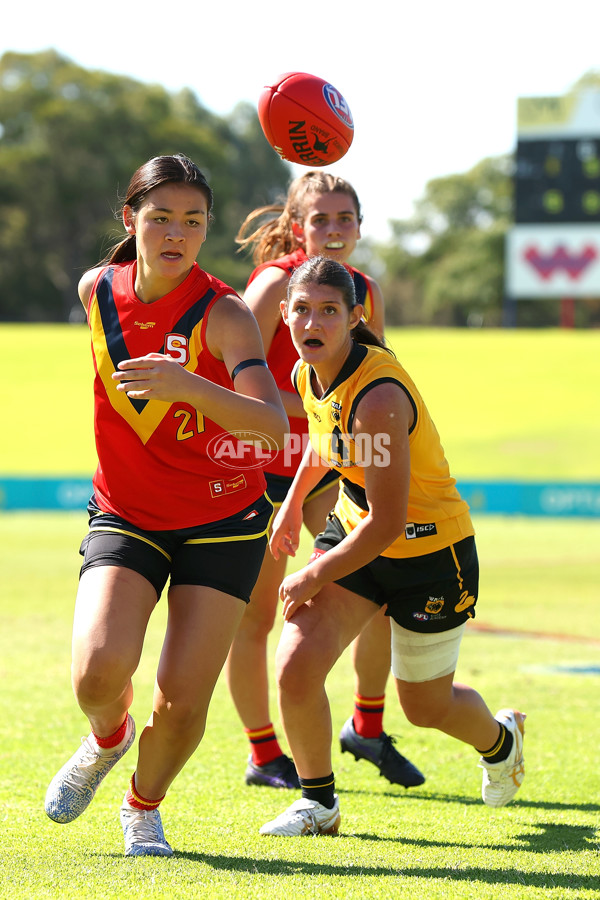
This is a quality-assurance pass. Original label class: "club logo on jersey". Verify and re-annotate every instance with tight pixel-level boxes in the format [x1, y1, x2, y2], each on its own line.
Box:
[330, 400, 342, 423]
[165, 333, 189, 365]
[207, 430, 279, 470]
[425, 596, 445, 615]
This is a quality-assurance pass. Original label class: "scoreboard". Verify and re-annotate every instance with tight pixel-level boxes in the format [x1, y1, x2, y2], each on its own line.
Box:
[506, 90, 600, 300]
[515, 137, 600, 224]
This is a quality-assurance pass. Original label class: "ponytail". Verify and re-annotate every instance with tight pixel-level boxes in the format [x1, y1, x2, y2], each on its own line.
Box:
[100, 234, 137, 266]
[351, 319, 389, 351]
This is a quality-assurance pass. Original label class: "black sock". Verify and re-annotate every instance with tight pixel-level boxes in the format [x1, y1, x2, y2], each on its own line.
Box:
[478, 723, 514, 763]
[300, 773, 336, 809]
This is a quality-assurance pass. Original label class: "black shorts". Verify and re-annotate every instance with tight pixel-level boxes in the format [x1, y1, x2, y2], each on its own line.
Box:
[79, 493, 273, 603]
[265, 469, 340, 506]
[313, 513, 479, 634]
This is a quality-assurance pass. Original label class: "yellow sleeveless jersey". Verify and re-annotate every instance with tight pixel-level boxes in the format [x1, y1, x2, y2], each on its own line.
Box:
[293, 343, 474, 558]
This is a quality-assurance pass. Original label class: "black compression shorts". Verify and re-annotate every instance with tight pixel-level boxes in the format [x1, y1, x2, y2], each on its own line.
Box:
[265, 469, 340, 506]
[79, 493, 273, 603]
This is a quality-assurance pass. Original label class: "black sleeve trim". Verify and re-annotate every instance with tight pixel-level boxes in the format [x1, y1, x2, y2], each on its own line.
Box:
[347, 378, 418, 436]
[291, 359, 302, 395]
[230, 358, 269, 381]
[341, 477, 369, 511]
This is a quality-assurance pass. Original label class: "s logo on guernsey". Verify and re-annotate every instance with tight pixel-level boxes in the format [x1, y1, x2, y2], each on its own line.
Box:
[165, 333, 189, 365]
[207, 430, 278, 470]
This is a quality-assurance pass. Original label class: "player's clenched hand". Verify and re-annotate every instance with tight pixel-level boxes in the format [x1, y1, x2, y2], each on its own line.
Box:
[269, 503, 303, 561]
[113, 353, 194, 401]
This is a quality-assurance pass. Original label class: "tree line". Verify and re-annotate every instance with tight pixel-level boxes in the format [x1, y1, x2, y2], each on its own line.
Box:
[0, 50, 290, 322]
[1, 52, 598, 326]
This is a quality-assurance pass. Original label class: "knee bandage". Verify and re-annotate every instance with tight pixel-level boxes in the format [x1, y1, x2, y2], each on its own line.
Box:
[390, 621, 466, 683]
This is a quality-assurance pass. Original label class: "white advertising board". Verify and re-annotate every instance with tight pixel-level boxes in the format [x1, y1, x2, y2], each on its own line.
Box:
[506, 224, 600, 298]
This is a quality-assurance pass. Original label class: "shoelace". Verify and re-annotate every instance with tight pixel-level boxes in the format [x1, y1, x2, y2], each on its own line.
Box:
[282, 804, 320, 833]
[379, 733, 408, 763]
[124, 809, 164, 845]
[306, 809, 320, 831]
[64, 737, 104, 795]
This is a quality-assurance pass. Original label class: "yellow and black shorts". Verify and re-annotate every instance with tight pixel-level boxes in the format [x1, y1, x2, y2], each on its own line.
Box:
[313, 513, 479, 634]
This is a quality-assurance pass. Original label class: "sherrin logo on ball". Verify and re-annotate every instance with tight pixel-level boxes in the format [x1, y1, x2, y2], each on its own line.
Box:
[258, 72, 354, 167]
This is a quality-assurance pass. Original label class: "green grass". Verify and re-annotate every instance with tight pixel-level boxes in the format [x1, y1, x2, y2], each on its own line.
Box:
[1, 325, 599, 479]
[1, 325, 599, 896]
[385, 328, 600, 480]
[1, 512, 599, 898]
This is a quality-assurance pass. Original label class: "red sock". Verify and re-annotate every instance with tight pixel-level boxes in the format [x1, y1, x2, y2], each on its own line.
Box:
[353, 694, 385, 738]
[125, 773, 165, 811]
[245, 724, 284, 766]
[93, 713, 129, 750]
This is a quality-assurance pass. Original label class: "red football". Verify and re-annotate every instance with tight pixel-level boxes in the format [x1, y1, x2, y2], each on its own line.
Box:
[258, 72, 354, 167]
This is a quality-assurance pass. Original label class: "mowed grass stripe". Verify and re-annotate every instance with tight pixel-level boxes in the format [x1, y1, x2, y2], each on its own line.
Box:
[1, 324, 599, 478]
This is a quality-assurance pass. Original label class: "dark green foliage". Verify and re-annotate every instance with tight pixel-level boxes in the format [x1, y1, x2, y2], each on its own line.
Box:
[0, 50, 290, 321]
[376, 155, 513, 327]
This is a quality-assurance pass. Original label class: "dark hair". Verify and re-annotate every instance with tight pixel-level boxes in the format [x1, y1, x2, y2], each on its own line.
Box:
[287, 257, 388, 351]
[236, 170, 362, 264]
[101, 154, 214, 265]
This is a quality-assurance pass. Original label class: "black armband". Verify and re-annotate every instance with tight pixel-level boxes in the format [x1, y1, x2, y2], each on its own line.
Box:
[230, 358, 269, 381]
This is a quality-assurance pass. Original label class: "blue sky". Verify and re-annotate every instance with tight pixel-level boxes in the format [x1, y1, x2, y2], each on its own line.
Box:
[3, 0, 598, 242]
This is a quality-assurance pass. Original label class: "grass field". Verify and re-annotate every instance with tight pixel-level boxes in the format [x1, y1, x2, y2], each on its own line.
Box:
[1, 325, 599, 478]
[1, 325, 599, 897]
[1, 512, 599, 899]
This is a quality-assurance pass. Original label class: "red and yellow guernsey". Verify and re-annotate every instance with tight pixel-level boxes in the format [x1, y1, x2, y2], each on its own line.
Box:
[293, 342, 474, 558]
[247, 248, 376, 477]
[87, 261, 266, 531]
